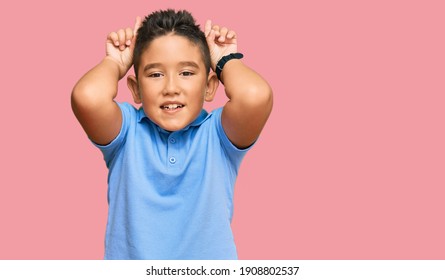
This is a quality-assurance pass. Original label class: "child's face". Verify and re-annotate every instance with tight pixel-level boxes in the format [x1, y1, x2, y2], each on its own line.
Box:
[134, 34, 214, 132]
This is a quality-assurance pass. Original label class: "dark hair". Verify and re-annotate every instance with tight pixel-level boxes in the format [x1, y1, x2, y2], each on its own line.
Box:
[133, 9, 211, 78]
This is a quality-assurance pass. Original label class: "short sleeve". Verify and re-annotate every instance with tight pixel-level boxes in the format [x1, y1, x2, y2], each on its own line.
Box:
[212, 107, 255, 168]
[91, 102, 134, 168]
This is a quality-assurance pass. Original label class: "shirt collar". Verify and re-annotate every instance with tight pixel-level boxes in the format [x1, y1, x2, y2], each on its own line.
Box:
[137, 107, 211, 132]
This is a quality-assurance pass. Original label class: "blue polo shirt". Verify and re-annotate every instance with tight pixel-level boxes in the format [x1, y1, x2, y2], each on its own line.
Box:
[94, 102, 251, 259]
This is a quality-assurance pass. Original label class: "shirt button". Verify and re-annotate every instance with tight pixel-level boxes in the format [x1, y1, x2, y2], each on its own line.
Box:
[169, 138, 176, 144]
[169, 157, 176, 164]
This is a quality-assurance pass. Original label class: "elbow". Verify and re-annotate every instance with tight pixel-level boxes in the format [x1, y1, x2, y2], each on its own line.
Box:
[71, 85, 91, 113]
[71, 83, 108, 113]
[242, 82, 273, 113]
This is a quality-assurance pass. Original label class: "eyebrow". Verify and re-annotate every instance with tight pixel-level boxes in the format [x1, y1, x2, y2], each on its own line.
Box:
[178, 61, 200, 69]
[143, 61, 200, 72]
[143, 63, 162, 72]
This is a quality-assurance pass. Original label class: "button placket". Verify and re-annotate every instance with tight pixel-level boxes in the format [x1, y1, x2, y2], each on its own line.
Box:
[167, 133, 179, 166]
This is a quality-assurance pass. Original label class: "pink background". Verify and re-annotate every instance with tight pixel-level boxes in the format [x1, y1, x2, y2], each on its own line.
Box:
[1, 0, 444, 259]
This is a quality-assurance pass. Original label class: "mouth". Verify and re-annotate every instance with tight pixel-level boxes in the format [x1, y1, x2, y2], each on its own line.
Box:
[160, 103, 185, 111]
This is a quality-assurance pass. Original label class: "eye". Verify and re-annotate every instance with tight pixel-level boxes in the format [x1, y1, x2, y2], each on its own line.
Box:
[148, 72, 163, 78]
[180, 71, 194, 76]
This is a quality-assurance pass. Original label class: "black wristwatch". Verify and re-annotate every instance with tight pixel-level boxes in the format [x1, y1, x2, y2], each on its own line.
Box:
[215, 53, 244, 80]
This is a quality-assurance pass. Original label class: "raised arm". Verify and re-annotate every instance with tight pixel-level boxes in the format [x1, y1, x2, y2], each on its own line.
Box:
[205, 20, 273, 149]
[71, 17, 142, 145]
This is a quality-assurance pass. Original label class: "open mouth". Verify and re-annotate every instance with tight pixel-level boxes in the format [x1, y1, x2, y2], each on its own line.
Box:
[160, 104, 184, 111]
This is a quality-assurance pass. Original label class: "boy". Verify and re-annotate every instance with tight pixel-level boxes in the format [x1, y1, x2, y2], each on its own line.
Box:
[71, 9, 272, 259]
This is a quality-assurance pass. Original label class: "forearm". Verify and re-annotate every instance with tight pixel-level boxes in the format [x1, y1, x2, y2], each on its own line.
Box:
[71, 18, 140, 145]
[72, 57, 122, 107]
[205, 21, 273, 148]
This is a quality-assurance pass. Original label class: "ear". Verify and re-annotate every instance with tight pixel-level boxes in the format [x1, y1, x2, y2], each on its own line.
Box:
[204, 71, 219, 102]
[127, 75, 142, 104]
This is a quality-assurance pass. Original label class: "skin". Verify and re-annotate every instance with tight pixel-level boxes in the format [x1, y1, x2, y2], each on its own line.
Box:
[71, 16, 273, 149]
[127, 34, 219, 132]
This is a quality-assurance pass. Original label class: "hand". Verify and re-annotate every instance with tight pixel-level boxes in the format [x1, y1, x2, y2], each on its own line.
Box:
[106, 16, 142, 78]
[204, 20, 238, 71]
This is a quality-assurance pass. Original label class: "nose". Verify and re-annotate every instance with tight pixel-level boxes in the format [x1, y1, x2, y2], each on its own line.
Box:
[162, 75, 180, 96]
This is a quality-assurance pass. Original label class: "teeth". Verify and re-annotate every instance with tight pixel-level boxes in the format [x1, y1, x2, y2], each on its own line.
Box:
[162, 104, 183, 110]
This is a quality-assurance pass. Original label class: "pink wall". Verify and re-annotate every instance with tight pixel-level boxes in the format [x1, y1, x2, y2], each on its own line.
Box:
[1, 0, 444, 259]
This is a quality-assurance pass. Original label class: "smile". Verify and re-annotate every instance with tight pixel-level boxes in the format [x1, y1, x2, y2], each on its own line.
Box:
[160, 104, 184, 110]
